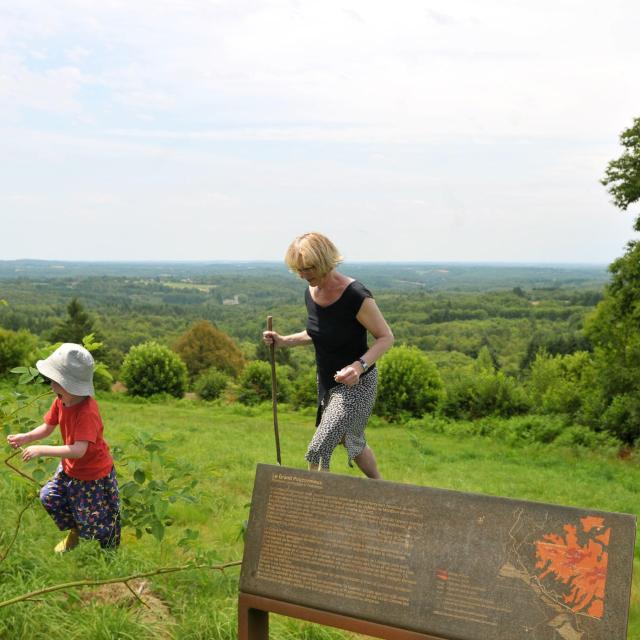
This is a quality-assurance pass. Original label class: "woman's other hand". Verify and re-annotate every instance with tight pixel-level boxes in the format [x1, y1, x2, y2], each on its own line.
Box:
[334, 362, 363, 386]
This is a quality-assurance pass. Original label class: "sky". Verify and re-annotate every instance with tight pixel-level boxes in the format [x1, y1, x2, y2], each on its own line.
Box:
[1, 0, 639, 264]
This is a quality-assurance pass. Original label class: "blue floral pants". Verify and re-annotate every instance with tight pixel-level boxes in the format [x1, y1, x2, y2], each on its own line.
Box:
[40, 465, 121, 549]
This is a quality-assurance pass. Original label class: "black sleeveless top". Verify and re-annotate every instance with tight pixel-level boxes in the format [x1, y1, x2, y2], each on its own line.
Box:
[305, 280, 375, 424]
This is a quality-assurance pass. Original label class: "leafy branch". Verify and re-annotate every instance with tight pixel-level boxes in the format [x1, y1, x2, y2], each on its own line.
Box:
[2, 389, 51, 418]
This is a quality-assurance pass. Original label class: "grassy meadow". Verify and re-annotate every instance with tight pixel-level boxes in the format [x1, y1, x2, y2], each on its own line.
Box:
[1, 393, 639, 639]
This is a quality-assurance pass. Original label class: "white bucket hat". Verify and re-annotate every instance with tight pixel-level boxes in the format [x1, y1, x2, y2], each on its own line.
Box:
[36, 343, 95, 397]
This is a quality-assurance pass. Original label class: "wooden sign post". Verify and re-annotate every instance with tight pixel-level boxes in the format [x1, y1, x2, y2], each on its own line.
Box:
[239, 465, 636, 640]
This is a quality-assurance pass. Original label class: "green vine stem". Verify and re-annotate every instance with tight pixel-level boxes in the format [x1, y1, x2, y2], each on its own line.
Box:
[124, 580, 151, 609]
[0, 497, 36, 564]
[0, 560, 242, 609]
[3, 449, 39, 485]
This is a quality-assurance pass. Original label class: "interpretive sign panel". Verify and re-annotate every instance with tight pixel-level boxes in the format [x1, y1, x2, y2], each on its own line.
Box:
[240, 464, 636, 640]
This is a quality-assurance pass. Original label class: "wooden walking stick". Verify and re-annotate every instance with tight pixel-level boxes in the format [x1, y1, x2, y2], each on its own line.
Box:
[267, 316, 282, 465]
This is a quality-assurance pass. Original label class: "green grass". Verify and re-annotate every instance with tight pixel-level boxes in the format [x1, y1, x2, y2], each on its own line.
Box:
[1, 394, 639, 639]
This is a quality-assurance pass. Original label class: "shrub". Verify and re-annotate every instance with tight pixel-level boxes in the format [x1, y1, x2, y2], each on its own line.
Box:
[478, 415, 566, 445]
[408, 414, 616, 450]
[174, 320, 245, 379]
[512, 415, 566, 444]
[121, 341, 187, 398]
[0, 328, 38, 375]
[375, 345, 444, 421]
[237, 361, 272, 405]
[554, 425, 622, 450]
[237, 360, 292, 405]
[290, 366, 318, 409]
[528, 351, 593, 415]
[441, 370, 530, 420]
[194, 367, 229, 401]
[600, 393, 640, 445]
[274, 364, 294, 403]
[255, 338, 294, 367]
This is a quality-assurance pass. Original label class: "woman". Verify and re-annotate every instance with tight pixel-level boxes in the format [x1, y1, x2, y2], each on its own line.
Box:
[263, 232, 394, 478]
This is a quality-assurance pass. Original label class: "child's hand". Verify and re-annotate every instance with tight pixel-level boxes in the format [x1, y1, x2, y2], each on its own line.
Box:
[7, 433, 27, 449]
[22, 446, 43, 462]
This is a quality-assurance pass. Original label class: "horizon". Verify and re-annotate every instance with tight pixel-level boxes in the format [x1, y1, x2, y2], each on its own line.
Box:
[0, 258, 610, 268]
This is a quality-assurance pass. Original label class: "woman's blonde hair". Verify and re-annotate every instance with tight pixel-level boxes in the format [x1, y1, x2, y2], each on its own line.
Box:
[284, 232, 343, 277]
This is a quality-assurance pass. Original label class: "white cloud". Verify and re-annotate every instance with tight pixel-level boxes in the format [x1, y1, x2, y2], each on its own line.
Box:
[0, 0, 639, 261]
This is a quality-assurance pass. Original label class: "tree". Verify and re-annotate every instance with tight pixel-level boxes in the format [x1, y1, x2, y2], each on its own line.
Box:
[584, 249, 640, 444]
[50, 298, 97, 344]
[601, 117, 640, 229]
[174, 320, 245, 380]
[520, 331, 592, 371]
[475, 345, 496, 372]
[584, 116, 640, 443]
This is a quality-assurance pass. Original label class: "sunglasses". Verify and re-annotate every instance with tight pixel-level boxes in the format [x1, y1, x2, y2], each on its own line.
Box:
[296, 265, 316, 274]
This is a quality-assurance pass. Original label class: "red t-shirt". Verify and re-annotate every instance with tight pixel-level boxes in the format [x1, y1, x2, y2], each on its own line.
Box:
[44, 397, 114, 480]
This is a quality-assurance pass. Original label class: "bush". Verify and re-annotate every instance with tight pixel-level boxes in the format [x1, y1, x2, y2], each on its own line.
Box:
[528, 351, 593, 415]
[408, 414, 618, 450]
[375, 345, 444, 421]
[0, 328, 38, 375]
[237, 360, 291, 405]
[237, 361, 272, 405]
[121, 342, 188, 398]
[290, 366, 318, 409]
[477, 415, 566, 445]
[194, 367, 229, 401]
[441, 370, 530, 420]
[174, 320, 245, 379]
[600, 393, 640, 445]
[554, 425, 622, 450]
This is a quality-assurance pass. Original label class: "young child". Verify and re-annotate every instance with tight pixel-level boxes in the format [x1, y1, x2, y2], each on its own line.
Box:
[7, 343, 120, 552]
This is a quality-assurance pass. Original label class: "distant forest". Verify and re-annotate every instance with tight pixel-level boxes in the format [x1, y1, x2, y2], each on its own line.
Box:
[0, 260, 608, 376]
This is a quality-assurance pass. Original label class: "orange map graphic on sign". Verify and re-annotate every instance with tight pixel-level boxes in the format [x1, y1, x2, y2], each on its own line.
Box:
[535, 516, 609, 619]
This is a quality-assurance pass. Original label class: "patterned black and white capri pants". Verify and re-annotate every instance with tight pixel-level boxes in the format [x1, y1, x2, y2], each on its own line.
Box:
[306, 368, 378, 470]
